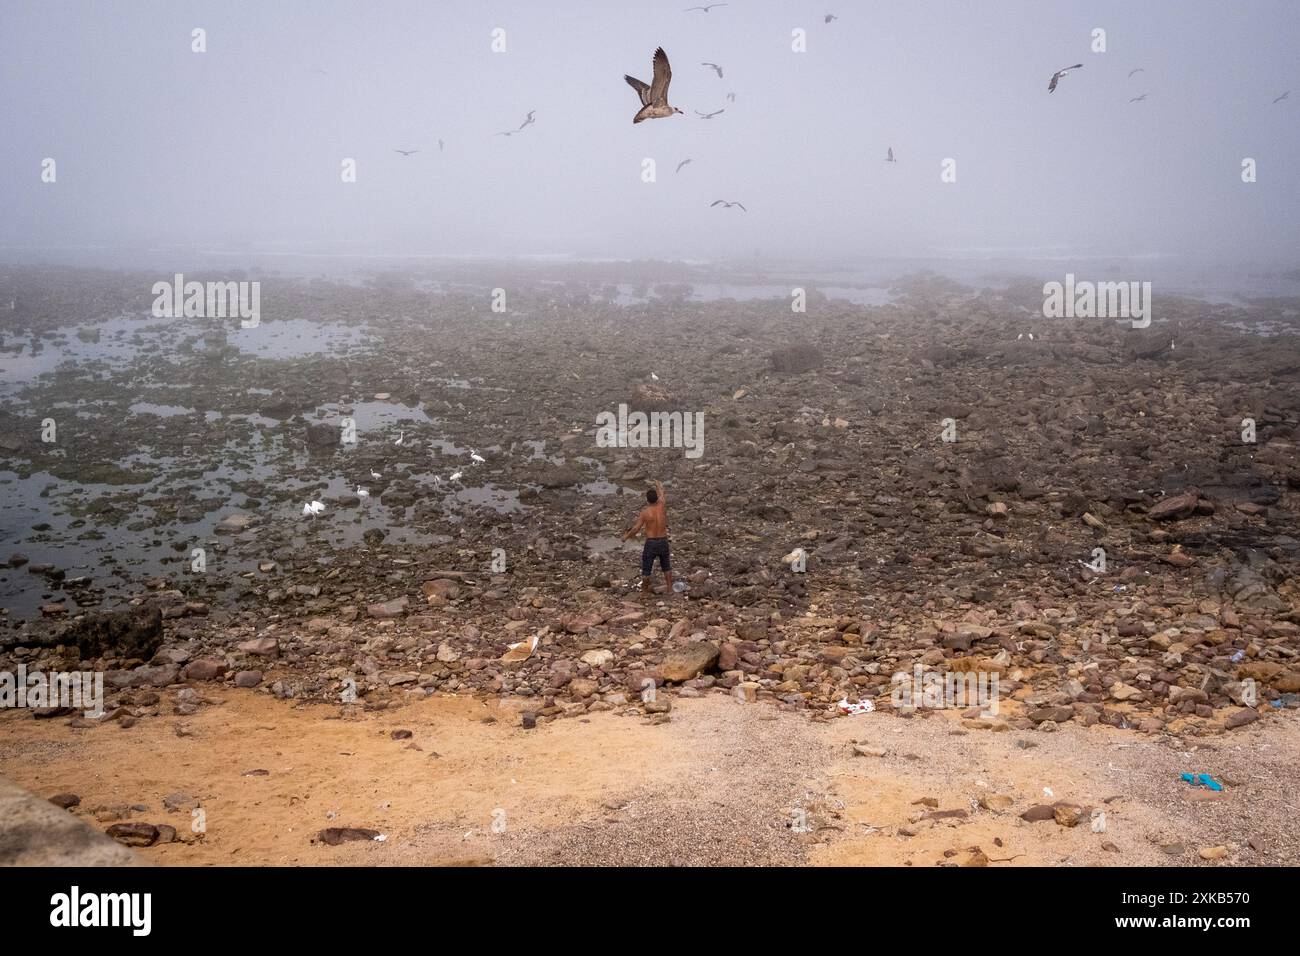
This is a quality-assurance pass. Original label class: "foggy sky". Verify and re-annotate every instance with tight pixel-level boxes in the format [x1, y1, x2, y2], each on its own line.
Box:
[1, 0, 1297, 265]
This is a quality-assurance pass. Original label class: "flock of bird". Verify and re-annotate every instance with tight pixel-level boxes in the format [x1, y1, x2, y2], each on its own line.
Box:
[384, 8, 1290, 217]
[300, 440, 487, 520]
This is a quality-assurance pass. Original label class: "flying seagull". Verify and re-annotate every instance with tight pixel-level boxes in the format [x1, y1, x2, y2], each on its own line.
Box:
[685, 3, 727, 11]
[825, 14, 839, 23]
[518, 111, 536, 129]
[1048, 63, 1083, 93]
[302, 500, 325, 518]
[1128, 68, 1145, 78]
[393, 149, 419, 156]
[726, 92, 736, 102]
[695, 108, 725, 119]
[1273, 91, 1290, 104]
[625, 48, 684, 124]
[1129, 93, 1147, 103]
[438, 139, 444, 152]
[676, 158, 693, 173]
[702, 62, 723, 78]
[711, 199, 747, 211]
[886, 147, 897, 163]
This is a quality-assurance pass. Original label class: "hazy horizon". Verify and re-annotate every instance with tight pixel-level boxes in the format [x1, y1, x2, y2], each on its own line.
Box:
[2, 0, 1298, 264]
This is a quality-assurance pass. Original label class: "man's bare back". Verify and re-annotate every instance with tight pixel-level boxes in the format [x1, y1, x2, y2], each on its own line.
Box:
[623, 480, 672, 593]
[638, 498, 667, 538]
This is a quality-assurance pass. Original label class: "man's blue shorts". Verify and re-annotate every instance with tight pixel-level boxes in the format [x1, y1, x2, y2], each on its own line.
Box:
[641, 537, 671, 575]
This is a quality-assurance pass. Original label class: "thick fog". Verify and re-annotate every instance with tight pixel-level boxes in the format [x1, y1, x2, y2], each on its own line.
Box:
[1, 0, 1297, 265]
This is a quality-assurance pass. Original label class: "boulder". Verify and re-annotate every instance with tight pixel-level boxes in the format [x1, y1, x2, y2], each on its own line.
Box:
[61, 605, 164, 662]
[659, 641, 720, 682]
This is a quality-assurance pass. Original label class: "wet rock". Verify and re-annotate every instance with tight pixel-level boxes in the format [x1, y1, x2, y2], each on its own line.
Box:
[304, 422, 338, 448]
[61, 605, 163, 662]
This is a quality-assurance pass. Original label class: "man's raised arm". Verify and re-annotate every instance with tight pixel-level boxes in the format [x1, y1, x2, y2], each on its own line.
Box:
[654, 479, 666, 506]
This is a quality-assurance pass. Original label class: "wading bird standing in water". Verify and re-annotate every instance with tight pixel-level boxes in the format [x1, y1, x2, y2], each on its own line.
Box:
[625, 48, 684, 124]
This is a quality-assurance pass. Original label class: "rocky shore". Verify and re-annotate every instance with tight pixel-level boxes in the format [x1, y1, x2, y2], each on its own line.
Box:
[2, 263, 1298, 740]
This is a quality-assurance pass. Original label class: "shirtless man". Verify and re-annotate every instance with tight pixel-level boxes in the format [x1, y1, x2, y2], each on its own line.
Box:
[622, 479, 672, 594]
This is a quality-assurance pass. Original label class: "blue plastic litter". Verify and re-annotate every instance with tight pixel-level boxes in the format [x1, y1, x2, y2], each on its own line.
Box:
[1230, 650, 1245, 663]
[1180, 772, 1223, 791]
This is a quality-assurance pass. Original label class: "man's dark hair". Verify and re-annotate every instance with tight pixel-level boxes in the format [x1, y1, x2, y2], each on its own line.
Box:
[646, 488, 658, 504]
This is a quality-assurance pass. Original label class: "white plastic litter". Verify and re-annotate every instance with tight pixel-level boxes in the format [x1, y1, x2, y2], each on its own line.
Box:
[836, 699, 875, 716]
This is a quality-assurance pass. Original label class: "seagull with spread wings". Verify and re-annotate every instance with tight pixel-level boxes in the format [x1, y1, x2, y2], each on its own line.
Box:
[685, 3, 727, 12]
[676, 159, 693, 173]
[625, 48, 684, 123]
[695, 108, 725, 119]
[710, 199, 747, 211]
[1048, 63, 1083, 93]
[1129, 93, 1147, 103]
[702, 62, 723, 78]
[393, 148, 419, 156]
[1274, 90, 1291, 104]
